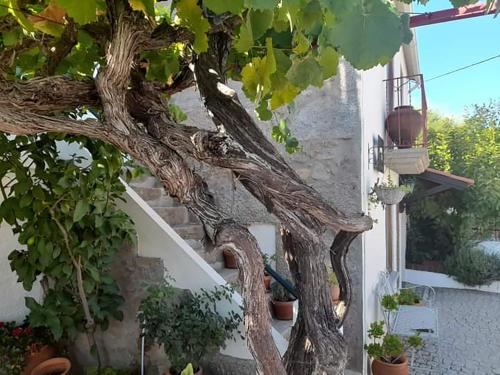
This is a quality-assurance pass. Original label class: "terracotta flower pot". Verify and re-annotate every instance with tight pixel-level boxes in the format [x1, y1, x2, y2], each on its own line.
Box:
[31, 357, 71, 375]
[330, 285, 340, 304]
[371, 357, 409, 375]
[272, 300, 295, 320]
[22, 345, 56, 375]
[223, 249, 238, 269]
[264, 274, 272, 290]
[386, 105, 423, 148]
[167, 366, 203, 375]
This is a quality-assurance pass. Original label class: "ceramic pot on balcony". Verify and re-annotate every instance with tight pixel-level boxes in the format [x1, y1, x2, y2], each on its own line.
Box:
[371, 357, 409, 375]
[386, 105, 422, 148]
[272, 300, 295, 320]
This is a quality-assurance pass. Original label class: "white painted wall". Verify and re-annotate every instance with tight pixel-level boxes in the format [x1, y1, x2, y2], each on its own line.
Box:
[358, 47, 410, 373]
[0, 197, 43, 323]
[248, 224, 276, 259]
[118, 183, 288, 359]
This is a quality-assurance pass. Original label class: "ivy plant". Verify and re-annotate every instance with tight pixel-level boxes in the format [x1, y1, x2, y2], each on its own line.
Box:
[0, 133, 136, 348]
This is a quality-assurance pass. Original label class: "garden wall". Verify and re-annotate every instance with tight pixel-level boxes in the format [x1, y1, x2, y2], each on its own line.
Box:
[404, 269, 500, 294]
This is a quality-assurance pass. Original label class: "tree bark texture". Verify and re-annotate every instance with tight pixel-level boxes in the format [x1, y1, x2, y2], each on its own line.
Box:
[0, 3, 373, 374]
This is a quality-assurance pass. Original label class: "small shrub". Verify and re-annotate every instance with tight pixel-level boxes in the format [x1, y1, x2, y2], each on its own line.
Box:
[271, 280, 296, 302]
[444, 244, 500, 286]
[138, 278, 242, 375]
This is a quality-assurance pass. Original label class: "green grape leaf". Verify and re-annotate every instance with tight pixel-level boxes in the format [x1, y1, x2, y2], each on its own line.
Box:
[270, 81, 299, 110]
[56, 0, 98, 25]
[128, 0, 155, 16]
[2, 29, 21, 46]
[292, 32, 310, 55]
[329, 0, 413, 70]
[286, 56, 323, 89]
[255, 99, 272, 120]
[244, 0, 279, 10]
[176, 0, 210, 53]
[234, 17, 253, 53]
[241, 38, 276, 101]
[141, 48, 180, 82]
[203, 0, 244, 14]
[300, 0, 323, 35]
[7, 0, 34, 31]
[250, 9, 274, 40]
[29, 2, 66, 37]
[318, 46, 338, 79]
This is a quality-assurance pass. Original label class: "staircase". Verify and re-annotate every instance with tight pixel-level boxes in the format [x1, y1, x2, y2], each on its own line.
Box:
[129, 176, 239, 283]
[129, 175, 293, 339]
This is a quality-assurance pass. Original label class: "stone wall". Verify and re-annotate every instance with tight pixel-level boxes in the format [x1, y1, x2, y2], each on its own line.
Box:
[173, 60, 366, 372]
[70, 244, 166, 373]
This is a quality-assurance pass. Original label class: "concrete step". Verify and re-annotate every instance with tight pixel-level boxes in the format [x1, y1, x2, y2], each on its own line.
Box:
[155, 206, 192, 226]
[172, 223, 205, 241]
[129, 175, 161, 188]
[132, 186, 163, 201]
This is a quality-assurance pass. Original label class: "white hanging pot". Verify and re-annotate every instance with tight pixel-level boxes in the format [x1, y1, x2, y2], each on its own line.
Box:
[374, 186, 406, 205]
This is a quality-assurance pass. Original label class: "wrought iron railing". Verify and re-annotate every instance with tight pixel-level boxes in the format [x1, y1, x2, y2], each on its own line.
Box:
[384, 73, 428, 149]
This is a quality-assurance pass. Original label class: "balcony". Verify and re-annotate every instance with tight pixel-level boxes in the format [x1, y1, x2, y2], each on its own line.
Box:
[384, 74, 429, 174]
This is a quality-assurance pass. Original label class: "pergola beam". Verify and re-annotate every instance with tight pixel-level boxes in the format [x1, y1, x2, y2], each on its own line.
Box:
[410, 2, 497, 28]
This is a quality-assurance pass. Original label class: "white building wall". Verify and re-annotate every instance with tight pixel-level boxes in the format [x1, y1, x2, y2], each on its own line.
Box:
[359, 48, 408, 373]
[0, 194, 43, 323]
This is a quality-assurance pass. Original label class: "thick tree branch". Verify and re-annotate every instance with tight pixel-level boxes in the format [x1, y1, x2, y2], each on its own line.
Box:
[330, 230, 359, 328]
[0, 76, 99, 112]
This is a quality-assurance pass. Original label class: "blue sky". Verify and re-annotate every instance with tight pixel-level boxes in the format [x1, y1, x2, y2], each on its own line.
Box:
[413, 2, 500, 118]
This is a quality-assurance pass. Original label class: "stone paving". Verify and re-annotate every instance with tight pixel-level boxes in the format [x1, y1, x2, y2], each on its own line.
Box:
[410, 288, 500, 375]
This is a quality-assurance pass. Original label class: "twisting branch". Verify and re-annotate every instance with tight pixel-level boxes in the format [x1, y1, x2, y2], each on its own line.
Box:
[42, 20, 78, 76]
[0, 76, 99, 113]
[330, 230, 359, 328]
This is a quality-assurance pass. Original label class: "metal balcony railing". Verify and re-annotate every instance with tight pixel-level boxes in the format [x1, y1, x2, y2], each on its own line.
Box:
[384, 74, 428, 149]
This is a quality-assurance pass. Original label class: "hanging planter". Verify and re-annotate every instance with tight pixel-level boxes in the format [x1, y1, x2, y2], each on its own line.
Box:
[374, 185, 407, 205]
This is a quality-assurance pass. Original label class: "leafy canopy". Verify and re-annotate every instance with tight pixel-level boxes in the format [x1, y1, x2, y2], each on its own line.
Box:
[0, 0, 489, 152]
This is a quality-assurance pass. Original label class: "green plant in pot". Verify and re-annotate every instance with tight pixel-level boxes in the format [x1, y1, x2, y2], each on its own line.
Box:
[138, 278, 242, 375]
[271, 280, 296, 321]
[397, 289, 422, 306]
[365, 295, 423, 375]
[372, 176, 413, 206]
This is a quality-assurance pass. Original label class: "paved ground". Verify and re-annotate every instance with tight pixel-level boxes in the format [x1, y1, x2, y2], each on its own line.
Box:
[411, 288, 500, 375]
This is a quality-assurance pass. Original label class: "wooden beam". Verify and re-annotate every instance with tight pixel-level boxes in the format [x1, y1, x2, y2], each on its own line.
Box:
[410, 3, 497, 28]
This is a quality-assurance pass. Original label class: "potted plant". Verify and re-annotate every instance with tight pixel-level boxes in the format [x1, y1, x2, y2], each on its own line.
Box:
[271, 281, 296, 320]
[0, 321, 56, 375]
[223, 249, 238, 269]
[365, 295, 423, 375]
[139, 278, 242, 375]
[373, 177, 413, 206]
[386, 105, 423, 147]
[328, 268, 340, 304]
[397, 289, 422, 306]
[262, 254, 275, 291]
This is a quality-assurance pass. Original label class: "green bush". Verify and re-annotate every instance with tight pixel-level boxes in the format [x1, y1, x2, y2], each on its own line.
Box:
[138, 278, 242, 375]
[444, 245, 500, 286]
